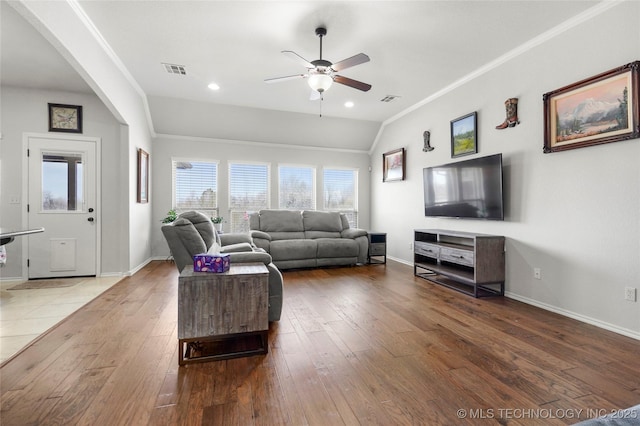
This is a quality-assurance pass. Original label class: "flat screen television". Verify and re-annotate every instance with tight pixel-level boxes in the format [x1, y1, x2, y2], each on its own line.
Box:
[423, 153, 504, 220]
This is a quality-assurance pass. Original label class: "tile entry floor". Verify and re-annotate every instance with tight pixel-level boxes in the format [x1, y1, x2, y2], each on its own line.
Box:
[0, 275, 122, 363]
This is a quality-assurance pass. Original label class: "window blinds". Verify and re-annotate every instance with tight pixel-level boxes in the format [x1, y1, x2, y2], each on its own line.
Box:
[173, 160, 218, 213]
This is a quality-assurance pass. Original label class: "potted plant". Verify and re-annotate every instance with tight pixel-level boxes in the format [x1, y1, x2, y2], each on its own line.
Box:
[162, 209, 177, 224]
[211, 216, 224, 232]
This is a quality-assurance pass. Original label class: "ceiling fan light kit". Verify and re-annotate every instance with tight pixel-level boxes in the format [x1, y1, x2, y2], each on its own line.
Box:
[308, 72, 333, 93]
[266, 26, 371, 98]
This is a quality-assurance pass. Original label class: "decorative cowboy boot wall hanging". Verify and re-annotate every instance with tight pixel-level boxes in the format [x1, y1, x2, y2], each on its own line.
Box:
[422, 130, 434, 152]
[496, 97, 520, 129]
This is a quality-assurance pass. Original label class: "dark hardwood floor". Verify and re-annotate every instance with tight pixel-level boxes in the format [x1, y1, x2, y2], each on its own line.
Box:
[1, 260, 639, 425]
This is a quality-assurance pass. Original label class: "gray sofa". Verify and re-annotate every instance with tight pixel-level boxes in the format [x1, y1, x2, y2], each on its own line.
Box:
[161, 211, 283, 322]
[249, 210, 369, 270]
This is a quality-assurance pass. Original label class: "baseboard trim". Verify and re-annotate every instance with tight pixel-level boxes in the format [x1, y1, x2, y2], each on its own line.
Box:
[128, 257, 154, 277]
[98, 272, 123, 278]
[388, 256, 411, 266]
[505, 292, 639, 341]
[0, 277, 24, 284]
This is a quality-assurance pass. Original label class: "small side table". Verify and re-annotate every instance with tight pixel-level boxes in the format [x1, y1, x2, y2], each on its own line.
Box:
[178, 263, 269, 365]
[367, 232, 387, 264]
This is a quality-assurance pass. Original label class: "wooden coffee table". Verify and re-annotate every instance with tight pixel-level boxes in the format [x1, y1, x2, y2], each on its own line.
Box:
[177, 263, 269, 365]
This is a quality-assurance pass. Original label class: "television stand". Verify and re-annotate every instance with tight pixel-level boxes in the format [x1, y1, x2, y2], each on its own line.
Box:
[413, 229, 505, 297]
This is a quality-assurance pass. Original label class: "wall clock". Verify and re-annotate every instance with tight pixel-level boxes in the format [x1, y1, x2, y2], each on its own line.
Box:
[48, 103, 83, 133]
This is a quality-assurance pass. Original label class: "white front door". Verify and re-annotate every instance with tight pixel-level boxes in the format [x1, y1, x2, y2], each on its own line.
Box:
[27, 135, 98, 278]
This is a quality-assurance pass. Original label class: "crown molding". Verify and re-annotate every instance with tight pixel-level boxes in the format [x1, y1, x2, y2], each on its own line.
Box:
[369, 0, 624, 155]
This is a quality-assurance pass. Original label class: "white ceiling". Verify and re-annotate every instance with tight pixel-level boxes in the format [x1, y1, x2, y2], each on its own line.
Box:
[2, 0, 600, 124]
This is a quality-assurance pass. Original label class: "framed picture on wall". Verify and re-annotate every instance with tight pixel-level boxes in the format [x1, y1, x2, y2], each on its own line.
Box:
[137, 148, 149, 203]
[382, 148, 405, 182]
[451, 111, 478, 158]
[48, 103, 83, 133]
[543, 61, 639, 153]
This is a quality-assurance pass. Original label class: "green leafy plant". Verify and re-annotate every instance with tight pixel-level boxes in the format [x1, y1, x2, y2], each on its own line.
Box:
[211, 216, 223, 224]
[161, 209, 177, 224]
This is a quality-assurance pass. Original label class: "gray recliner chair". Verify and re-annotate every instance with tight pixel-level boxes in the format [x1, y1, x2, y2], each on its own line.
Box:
[161, 210, 283, 322]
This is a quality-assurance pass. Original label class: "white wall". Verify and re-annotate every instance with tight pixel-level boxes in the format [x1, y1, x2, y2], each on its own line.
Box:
[371, 2, 640, 337]
[148, 95, 381, 152]
[0, 86, 125, 277]
[151, 135, 372, 258]
[12, 0, 155, 274]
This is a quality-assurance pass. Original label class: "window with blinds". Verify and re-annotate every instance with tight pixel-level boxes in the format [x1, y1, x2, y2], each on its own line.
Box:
[229, 162, 269, 232]
[323, 168, 358, 227]
[172, 160, 218, 218]
[278, 165, 315, 210]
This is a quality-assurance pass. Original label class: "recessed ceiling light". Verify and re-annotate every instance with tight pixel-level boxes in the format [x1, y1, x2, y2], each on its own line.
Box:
[208, 82, 220, 91]
[344, 101, 354, 108]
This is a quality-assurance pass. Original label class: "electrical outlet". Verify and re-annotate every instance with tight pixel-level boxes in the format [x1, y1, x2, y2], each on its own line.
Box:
[624, 287, 637, 302]
[533, 268, 541, 280]
[409, 242, 413, 250]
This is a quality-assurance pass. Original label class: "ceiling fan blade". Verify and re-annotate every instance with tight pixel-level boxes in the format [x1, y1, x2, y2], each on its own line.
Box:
[282, 50, 314, 69]
[331, 53, 370, 72]
[334, 75, 372, 92]
[264, 74, 307, 84]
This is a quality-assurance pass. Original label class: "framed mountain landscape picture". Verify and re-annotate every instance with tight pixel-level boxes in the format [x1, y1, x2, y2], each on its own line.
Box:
[543, 61, 639, 153]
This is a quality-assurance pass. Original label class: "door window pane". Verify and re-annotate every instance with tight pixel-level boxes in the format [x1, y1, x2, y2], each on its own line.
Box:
[42, 153, 83, 211]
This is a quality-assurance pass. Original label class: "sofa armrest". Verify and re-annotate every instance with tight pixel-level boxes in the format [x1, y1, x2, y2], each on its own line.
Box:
[220, 242, 254, 253]
[228, 251, 273, 265]
[220, 233, 253, 246]
[250, 230, 272, 241]
[341, 228, 368, 239]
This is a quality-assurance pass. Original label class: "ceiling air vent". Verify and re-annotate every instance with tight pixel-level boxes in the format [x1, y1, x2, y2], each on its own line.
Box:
[380, 95, 400, 103]
[162, 63, 187, 75]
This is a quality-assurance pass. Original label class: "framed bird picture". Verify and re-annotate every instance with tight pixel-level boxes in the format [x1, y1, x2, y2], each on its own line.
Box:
[48, 103, 83, 133]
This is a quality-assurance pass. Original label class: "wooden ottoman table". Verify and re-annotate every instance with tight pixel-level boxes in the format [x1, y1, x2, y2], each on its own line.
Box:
[178, 263, 269, 365]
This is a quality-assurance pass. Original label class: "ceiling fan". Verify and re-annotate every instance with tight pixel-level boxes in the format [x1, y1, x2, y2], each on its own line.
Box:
[265, 27, 372, 99]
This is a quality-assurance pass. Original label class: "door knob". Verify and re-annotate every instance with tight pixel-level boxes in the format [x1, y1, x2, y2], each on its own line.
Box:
[88, 208, 94, 212]
[88, 217, 94, 222]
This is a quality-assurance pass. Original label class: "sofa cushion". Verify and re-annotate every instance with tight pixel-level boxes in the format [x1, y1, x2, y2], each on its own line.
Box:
[259, 210, 304, 232]
[269, 231, 306, 241]
[270, 239, 317, 261]
[340, 214, 350, 230]
[305, 230, 342, 239]
[173, 217, 207, 255]
[303, 211, 343, 232]
[178, 210, 220, 246]
[316, 238, 359, 258]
